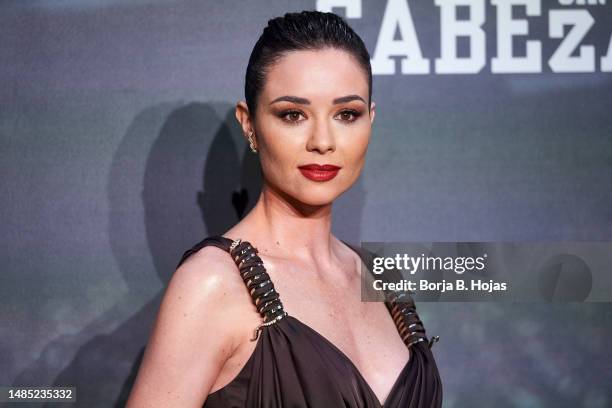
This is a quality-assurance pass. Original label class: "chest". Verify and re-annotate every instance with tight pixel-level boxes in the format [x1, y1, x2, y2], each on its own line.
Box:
[258, 254, 411, 396]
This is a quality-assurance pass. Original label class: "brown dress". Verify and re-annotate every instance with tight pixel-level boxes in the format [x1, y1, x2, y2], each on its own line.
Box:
[177, 235, 442, 407]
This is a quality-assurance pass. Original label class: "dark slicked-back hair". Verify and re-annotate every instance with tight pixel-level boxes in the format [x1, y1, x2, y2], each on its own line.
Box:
[245, 10, 372, 118]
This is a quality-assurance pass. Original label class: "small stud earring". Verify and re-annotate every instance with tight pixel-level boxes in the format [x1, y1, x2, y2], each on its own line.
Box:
[248, 131, 258, 154]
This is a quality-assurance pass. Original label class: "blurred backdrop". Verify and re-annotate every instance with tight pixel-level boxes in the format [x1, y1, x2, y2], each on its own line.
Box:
[1, 0, 611, 406]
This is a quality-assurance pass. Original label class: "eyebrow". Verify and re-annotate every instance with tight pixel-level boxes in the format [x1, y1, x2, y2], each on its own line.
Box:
[269, 94, 366, 105]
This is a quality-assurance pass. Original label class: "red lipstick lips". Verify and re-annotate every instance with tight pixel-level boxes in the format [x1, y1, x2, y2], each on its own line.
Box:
[298, 164, 341, 182]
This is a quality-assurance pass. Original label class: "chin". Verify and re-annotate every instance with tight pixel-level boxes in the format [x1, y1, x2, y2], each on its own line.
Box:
[292, 183, 350, 207]
[267, 174, 354, 208]
[297, 195, 336, 207]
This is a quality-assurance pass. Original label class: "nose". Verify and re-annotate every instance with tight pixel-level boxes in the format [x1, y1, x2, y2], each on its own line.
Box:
[306, 118, 336, 154]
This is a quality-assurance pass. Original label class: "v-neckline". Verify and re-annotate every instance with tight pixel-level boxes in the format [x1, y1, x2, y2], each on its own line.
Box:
[283, 315, 412, 407]
[216, 235, 413, 406]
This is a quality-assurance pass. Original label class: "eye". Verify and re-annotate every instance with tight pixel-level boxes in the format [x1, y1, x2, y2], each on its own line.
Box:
[279, 110, 306, 124]
[336, 109, 362, 123]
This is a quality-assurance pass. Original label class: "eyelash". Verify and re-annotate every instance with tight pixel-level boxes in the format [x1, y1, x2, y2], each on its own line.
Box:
[278, 109, 362, 125]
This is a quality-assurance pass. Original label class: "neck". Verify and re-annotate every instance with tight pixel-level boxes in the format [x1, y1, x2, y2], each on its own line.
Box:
[244, 182, 335, 264]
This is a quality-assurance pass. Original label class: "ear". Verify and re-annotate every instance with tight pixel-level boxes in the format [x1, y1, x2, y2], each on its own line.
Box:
[369, 101, 376, 125]
[235, 100, 256, 145]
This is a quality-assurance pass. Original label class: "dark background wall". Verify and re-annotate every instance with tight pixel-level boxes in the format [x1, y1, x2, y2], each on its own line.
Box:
[1, 1, 611, 406]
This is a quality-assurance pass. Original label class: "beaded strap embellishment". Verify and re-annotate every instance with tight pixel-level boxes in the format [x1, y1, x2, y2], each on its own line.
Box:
[385, 291, 440, 349]
[229, 238, 288, 341]
[347, 241, 440, 351]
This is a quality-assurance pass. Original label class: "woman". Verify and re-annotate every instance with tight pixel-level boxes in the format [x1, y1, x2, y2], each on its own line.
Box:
[127, 10, 442, 407]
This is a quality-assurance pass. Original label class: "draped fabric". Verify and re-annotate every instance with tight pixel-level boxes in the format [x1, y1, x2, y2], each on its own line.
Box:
[176, 236, 442, 407]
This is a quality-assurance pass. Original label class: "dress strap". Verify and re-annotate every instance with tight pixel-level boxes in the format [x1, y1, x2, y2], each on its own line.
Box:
[177, 235, 288, 340]
[176, 235, 234, 268]
[341, 240, 440, 350]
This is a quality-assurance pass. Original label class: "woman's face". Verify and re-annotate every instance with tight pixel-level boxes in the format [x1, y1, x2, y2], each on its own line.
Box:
[247, 47, 375, 208]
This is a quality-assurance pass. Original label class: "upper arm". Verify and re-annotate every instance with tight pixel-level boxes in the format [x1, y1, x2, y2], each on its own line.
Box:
[126, 246, 248, 407]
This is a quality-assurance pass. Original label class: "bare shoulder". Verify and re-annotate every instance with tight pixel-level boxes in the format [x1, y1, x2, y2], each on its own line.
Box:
[160, 244, 252, 330]
[126, 244, 256, 407]
[174, 244, 247, 297]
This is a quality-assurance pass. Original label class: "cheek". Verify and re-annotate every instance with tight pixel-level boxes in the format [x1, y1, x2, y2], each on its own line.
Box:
[341, 129, 370, 173]
[258, 132, 302, 180]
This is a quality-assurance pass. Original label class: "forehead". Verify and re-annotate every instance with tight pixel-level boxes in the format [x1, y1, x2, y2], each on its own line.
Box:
[261, 48, 368, 102]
